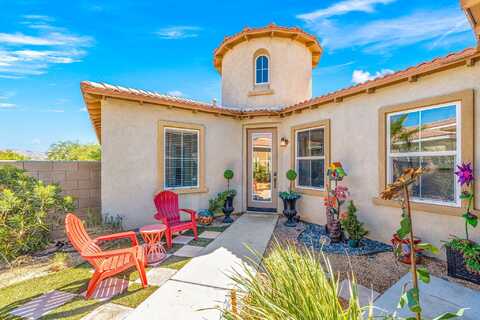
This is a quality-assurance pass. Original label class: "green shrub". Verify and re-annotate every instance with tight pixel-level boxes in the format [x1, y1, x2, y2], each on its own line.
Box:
[222, 241, 370, 319]
[0, 150, 29, 160]
[340, 201, 368, 241]
[47, 141, 101, 161]
[0, 165, 75, 263]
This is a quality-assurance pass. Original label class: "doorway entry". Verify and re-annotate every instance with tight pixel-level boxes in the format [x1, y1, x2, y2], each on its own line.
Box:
[246, 128, 278, 212]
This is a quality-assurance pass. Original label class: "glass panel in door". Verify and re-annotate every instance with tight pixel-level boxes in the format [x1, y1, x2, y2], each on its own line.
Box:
[252, 133, 272, 202]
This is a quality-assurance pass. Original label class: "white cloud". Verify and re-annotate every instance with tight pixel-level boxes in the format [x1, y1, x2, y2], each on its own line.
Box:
[79, 107, 87, 112]
[298, 6, 471, 53]
[0, 16, 93, 78]
[42, 108, 65, 113]
[352, 69, 394, 84]
[155, 26, 201, 40]
[0, 102, 16, 109]
[297, 0, 395, 20]
[167, 90, 184, 97]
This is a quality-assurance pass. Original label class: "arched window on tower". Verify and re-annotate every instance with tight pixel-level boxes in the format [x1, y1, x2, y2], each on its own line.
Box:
[255, 55, 269, 84]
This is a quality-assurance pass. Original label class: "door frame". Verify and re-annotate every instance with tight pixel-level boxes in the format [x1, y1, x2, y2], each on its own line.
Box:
[242, 122, 280, 213]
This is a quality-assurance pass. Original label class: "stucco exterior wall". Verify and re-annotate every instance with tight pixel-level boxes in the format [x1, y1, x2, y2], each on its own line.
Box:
[272, 63, 480, 254]
[101, 61, 479, 258]
[221, 37, 312, 110]
[101, 98, 243, 229]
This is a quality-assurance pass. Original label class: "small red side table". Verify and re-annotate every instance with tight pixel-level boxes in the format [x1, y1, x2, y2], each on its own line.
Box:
[140, 224, 167, 266]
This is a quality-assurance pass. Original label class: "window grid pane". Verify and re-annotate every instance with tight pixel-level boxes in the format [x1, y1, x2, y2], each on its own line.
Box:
[296, 127, 325, 190]
[387, 103, 458, 205]
[165, 129, 199, 189]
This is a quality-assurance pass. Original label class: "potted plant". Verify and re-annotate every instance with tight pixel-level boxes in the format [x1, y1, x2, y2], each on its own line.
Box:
[279, 169, 301, 227]
[445, 162, 480, 284]
[340, 201, 368, 248]
[222, 169, 237, 223]
[324, 162, 348, 242]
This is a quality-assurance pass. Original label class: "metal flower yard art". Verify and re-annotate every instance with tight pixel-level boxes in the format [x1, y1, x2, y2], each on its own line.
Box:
[380, 167, 464, 320]
[324, 162, 348, 242]
[455, 162, 477, 240]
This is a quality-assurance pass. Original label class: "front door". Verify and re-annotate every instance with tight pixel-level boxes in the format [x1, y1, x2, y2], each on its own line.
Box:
[247, 128, 278, 212]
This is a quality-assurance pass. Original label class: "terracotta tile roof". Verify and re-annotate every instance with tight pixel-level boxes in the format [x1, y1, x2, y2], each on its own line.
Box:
[213, 23, 322, 73]
[81, 47, 479, 142]
[283, 47, 479, 113]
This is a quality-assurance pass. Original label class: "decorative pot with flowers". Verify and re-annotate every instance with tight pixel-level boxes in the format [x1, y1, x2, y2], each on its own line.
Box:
[222, 169, 237, 223]
[445, 162, 480, 284]
[279, 169, 301, 227]
[340, 201, 368, 248]
[198, 209, 214, 225]
[324, 162, 348, 242]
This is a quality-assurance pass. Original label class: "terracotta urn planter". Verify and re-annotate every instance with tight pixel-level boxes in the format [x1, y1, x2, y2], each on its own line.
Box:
[327, 219, 342, 243]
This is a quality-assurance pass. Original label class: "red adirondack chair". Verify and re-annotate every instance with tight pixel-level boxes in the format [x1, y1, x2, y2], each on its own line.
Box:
[153, 190, 198, 248]
[65, 213, 148, 299]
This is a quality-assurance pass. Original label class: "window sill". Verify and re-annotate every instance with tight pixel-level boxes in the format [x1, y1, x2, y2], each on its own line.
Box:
[294, 187, 327, 197]
[371, 197, 470, 217]
[248, 87, 274, 97]
[162, 186, 209, 195]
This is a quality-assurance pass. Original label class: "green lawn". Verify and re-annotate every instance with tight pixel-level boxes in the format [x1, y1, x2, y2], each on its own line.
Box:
[0, 219, 235, 319]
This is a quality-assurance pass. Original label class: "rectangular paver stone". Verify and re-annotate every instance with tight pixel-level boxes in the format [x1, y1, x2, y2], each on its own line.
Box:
[81, 302, 133, 320]
[339, 279, 380, 307]
[199, 231, 222, 239]
[10, 290, 77, 320]
[82, 277, 129, 301]
[173, 245, 204, 258]
[172, 235, 194, 245]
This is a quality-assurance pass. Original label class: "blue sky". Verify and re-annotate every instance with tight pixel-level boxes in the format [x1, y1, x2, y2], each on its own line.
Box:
[0, 0, 475, 152]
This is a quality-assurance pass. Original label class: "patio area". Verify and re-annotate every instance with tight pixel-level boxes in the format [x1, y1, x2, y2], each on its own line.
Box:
[0, 214, 244, 320]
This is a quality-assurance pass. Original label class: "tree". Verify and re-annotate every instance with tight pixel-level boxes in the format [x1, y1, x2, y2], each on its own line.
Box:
[0, 150, 29, 160]
[47, 141, 101, 161]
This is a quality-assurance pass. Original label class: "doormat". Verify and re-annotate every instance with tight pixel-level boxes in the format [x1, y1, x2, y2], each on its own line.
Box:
[298, 222, 392, 255]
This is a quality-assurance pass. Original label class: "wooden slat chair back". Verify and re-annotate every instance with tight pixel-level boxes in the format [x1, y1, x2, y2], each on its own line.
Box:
[153, 190, 198, 248]
[65, 213, 148, 299]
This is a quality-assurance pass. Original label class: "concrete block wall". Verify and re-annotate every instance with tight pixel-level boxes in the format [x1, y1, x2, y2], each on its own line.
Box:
[0, 161, 101, 237]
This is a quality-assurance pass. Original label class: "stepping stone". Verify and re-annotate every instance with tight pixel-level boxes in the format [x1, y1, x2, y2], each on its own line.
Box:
[135, 267, 177, 286]
[172, 235, 194, 244]
[81, 303, 133, 320]
[82, 277, 129, 301]
[10, 290, 77, 320]
[338, 279, 380, 307]
[374, 272, 480, 319]
[173, 245, 204, 258]
[199, 231, 221, 239]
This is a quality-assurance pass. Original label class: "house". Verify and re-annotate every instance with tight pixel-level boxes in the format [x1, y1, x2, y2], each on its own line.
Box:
[81, 1, 480, 253]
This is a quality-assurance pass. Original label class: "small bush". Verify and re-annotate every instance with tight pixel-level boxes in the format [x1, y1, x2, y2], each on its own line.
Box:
[0, 165, 75, 263]
[223, 241, 371, 319]
[50, 252, 72, 272]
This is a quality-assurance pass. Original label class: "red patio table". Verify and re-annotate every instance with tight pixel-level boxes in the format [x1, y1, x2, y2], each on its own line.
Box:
[139, 224, 167, 266]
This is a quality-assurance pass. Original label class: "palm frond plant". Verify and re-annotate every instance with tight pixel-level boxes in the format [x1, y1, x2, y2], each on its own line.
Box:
[222, 241, 373, 320]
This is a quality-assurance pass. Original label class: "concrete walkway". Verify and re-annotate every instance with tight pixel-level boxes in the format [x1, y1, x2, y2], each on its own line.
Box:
[374, 272, 480, 319]
[125, 214, 278, 320]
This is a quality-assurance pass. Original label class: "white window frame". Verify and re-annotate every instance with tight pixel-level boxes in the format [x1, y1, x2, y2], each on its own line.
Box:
[255, 55, 269, 85]
[386, 101, 461, 207]
[163, 127, 200, 190]
[295, 126, 326, 191]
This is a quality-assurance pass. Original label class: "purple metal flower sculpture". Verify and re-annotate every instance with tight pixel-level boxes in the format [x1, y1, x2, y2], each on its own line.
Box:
[455, 162, 477, 240]
[455, 162, 474, 186]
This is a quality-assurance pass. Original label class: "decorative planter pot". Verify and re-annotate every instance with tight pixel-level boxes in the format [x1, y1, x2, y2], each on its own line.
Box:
[222, 195, 235, 223]
[282, 197, 299, 227]
[327, 219, 342, 243]
[391, 234, 422, 265]
[348, 239, 360, 248]
[446, 246, 480, 285]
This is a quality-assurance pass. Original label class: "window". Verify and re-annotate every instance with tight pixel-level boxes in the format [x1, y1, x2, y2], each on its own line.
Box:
[387, 103, 460, 206]
[291, 120, 330, 196]
[164, 128, 199, 189]
[255, 55, 269, 84]
[158, 121, 206, 194]
[377, 89, 474, 215]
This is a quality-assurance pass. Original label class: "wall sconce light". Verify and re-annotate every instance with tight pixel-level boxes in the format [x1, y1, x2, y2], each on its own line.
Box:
[280, 137, 289, 147]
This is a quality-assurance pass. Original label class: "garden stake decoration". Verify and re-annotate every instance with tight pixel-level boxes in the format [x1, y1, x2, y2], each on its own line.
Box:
[324, 162, 347, 242]
[381, 167, 464, 320]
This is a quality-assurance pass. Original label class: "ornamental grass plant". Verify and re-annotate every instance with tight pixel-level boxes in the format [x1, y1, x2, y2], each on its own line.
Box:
[223, 241, 374, 320]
